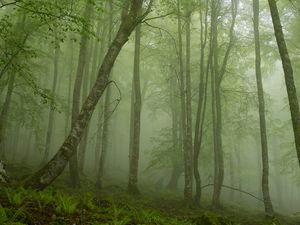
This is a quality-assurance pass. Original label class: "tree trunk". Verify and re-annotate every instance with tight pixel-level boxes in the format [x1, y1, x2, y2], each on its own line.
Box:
[210, 0, 221, 208]
[184, 3, 193, 203]
[268, 0, 300, 168]
[96, 1, 114, 190]
[69, 0, 93, 188]
[176, 0, 188, 203]
[42, 30, 60, 164]
[0, 73, 16, 159]
[167, 66, 182, 191]
[65, 40, 74, 137]
[25, 0, 146, 190]
[78, 38, 93, 174]
[194, 2, 209, 206]
[253, 0, 274, 215]
[94, 20, 108, 173]
[211, 0, 237, 208]
[128, 21, 142, 195]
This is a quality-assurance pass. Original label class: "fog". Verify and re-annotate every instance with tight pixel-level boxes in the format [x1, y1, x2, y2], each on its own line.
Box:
[0, 0, 300, 224]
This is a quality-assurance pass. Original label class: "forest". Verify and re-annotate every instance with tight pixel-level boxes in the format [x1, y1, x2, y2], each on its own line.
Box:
[0, 0, 300, 224]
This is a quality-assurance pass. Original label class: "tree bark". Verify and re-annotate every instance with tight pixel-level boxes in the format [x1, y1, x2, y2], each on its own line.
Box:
[176, 0, 188, 203]
[194, 1, 209, 206]
[94, 20, 108, 173]
[65, 40, 74, 137]
[268, 0, 300, 168]
[96, 1, 114, 190]
[78, 38, 93, 174]
[211, 0, 237, 208]
[25, 0, 146, 190]
[128, 21, 142, 195]
[69, 0, 93, 188]
[253, 0, 274, 216]
[167, 67, 182, 191]
[184, 2, 193, 203]
[0, 73, 16, 159]
[42, 30, 60, 164]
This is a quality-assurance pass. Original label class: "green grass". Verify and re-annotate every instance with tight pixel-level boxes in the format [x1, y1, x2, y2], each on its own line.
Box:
[0, 185, 298, 225]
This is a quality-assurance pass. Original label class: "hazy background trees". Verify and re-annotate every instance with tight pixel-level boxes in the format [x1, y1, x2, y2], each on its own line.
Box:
[0, 0, 299, 216]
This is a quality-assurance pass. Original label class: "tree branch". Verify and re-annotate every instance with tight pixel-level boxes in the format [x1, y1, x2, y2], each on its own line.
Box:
[0, 0, 20, 9]
[142, 11, 175, 23]
[201, 183, 264, 202]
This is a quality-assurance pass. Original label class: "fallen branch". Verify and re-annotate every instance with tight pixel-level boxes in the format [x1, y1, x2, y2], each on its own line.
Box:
[201, 183, 263, 202]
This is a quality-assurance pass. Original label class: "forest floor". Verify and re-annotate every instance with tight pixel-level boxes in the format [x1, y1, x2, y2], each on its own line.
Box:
[0, 164, 299, 225]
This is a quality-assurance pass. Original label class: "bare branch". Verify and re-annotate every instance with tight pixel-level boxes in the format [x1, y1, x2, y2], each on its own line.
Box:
[0, 0, 20, 9]
[201, 183, 264, 202]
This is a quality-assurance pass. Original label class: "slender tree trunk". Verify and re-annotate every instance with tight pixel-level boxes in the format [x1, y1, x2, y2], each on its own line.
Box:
[194, 1, 209, 206]
[42, 30, 60, 164]
[176, 0, 189, 202]
[235, 146, 242, 202]
[210, 0, 222, 208]
[0, 73, 16, 159]
[128, 79, 135, 161]
[69, 1, 93, 188]
[128, 21, 142, 195]
[94, 21, 108, 172]
[96, 1, 114, 190]
[253, 0, 274, 215]
[25, 0, 146, 190]
[167, 68, 182, 191]
[78, 39, 93, 174]
[211, 0, 237, 208]
[65, 40, 74, 137]
[184, 3, 193, 203]
[22, 126, 33, 164]
[229, 149, 235, 200]
[268, 0, 300, 168]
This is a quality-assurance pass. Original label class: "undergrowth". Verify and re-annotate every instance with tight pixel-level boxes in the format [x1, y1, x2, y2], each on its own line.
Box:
[0, 185, 298, 225]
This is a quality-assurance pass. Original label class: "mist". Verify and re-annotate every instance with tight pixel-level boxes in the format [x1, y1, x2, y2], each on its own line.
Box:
[0, 0, 300, 224]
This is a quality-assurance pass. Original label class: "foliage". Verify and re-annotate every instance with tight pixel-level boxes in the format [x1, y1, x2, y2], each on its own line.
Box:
[55, 192, 78, 215]
[5, 187, 26, 206]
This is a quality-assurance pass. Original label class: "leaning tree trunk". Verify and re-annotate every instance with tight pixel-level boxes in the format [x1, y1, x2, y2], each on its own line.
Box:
[268, 0, 300, 168]
[25, 0, 147, 190]
[253, 0, 274, 216]
[42, 30, 60, 164]
[128, 21, 142, 195]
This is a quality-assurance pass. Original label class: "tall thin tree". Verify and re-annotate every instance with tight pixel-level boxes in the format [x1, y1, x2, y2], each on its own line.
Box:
[253, 0, 274, 216]
[69, 0, 93, 188]
[128, 20, 142, 195]
[42, 29, 60, 164]
[268, 0, 300, 168]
